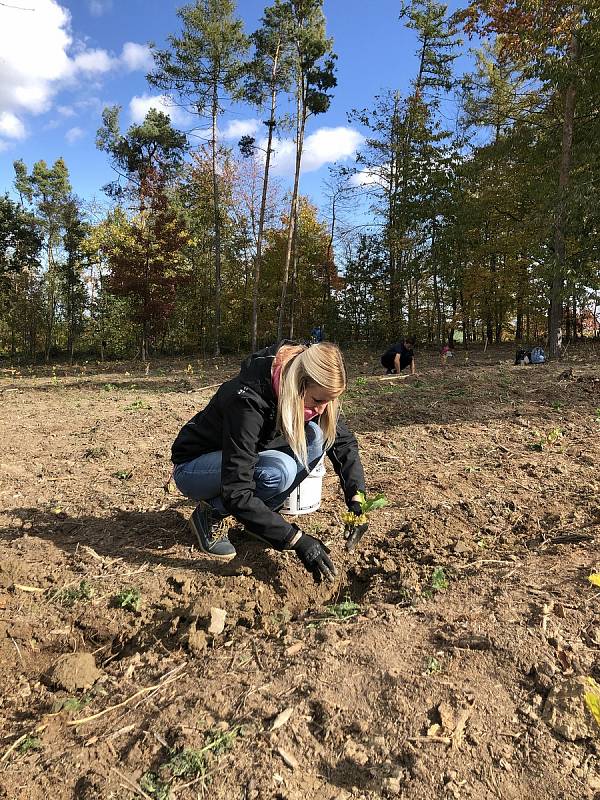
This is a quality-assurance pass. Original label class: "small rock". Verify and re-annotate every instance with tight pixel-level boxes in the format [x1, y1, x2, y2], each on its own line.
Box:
[277, 747, 298, 770]
[542, 676, 600, 740]
[285, 642, 305, 657]
[208, 607, 227, 636]
[49, 652, 100, 692]
[382, 776, 402, 796]
[452, 540, 469, 555]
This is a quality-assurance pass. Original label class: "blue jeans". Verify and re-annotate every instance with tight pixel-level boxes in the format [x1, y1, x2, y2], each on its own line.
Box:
[173, 421, 324, 516]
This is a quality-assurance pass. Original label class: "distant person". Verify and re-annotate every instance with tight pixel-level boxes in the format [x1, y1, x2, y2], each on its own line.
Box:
[171, 341, 368, 583]
[440, 342, 454, 366]
[381, 336, 416, 375]
[311, 325, 324, 343]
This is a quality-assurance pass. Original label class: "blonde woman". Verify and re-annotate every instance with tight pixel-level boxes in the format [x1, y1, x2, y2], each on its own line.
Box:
[171, 341, 367, 582]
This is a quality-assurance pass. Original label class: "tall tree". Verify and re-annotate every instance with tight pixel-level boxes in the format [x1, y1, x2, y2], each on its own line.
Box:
[276, 0, 337, 340]
[60, 198, 88, 363]
[150, 0, 248, 355]
[241, 0, 295, 349]
[13, 157, 72, 361]
[458, 1, 598, 356]
[97, 108, 190, 360]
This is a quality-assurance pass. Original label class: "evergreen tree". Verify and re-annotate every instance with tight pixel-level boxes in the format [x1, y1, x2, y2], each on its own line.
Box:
[150, 0, 249, 355]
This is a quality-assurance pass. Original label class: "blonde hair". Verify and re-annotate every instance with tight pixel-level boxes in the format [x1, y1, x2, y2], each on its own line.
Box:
[276, 342, 347, 468]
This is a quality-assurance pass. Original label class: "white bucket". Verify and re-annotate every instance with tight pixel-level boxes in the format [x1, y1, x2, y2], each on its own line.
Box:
[282, 457, 325, 516]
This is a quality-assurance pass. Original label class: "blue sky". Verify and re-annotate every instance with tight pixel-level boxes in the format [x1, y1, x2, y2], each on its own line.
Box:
[0, 0, 468, 211]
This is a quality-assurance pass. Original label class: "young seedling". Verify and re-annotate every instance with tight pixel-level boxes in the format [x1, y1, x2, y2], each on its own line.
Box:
[114, 587, 141, 612]
[341, 491, 388, 551]
[324, 596, 361, 621]
[140, 726, 243, 798]
[531, 427, 562, 451]
[17, 735, 43, 755]
[48, 580, 94, 607]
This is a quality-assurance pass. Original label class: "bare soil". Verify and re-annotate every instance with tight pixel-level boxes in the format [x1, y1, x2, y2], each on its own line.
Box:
[0, 344, 599, 800]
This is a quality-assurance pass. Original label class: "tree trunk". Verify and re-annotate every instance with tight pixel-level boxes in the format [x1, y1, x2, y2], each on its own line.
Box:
[252, 41, 281, 351]
[277, 73, 306, 341]
[211, 83, 222, 356]
[549, 34, 578, 359]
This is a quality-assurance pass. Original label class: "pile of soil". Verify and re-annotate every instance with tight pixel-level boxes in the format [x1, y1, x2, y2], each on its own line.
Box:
[0, 344, 599, 799]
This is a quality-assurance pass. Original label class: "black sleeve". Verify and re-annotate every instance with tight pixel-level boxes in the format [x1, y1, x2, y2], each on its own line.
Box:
[326, 415, 366, 504]
[220, 392, 297, 551]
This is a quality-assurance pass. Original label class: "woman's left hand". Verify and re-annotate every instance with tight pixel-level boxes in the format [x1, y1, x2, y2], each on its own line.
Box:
[343, 500, 369, 552]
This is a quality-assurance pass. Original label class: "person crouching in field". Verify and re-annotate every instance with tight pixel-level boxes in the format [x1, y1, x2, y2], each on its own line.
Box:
[380, 336, 416, 375]
[171, 342, 367, 583]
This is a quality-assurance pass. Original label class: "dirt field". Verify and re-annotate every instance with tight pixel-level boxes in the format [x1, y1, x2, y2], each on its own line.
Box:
[1, 344, 599, 800]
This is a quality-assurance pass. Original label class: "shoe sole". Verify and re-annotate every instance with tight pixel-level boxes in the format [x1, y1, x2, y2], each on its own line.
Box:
[188, 517, 236, 562]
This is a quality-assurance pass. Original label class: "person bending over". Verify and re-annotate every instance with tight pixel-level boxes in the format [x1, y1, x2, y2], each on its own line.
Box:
[171, 341, 367, 583]
[380, 336, 416, 375]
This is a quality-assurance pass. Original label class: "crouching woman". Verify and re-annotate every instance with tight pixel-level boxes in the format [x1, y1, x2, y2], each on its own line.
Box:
[171, 342, 367, 582]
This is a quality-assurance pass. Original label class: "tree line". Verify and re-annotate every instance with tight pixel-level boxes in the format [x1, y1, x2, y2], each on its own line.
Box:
[1, 0, 599, 363]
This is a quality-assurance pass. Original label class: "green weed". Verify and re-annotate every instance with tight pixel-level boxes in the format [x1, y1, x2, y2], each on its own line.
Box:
[141, 727, 242, 799]
[103, 383, 117, 391]
[430, 567, 449, 591]
[83, 447, 108, 459]
[355, 376, 367, 387]
[424, 656, 442, 675]
[17, 735, 43, 754]
[124, 399, 151, 411]
[325, 596, 361, 621]
[139, 773, 170, 800]
[48, 580, 94, 607]
[52, 695, 92, 714]
[113, 469, 133, 480]
[531, 427, 562, 451]
[114, 587, 141, 612]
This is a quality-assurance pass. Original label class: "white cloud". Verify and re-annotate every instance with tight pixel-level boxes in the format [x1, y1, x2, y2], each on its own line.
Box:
[222, 119, 260, 140]
[268, 127, 365, 175]
[0, 0, 154, 140]
[129, 93, 191, 126]
[72, 48, 117, 75]
[0, 140, 11, 153]
[0, 0, 73, 117]
[57, 104, 75, 117]
[88, 0, 112, 16]
[0, 111, 27, 139]
[121, 42, 154, 72]
[349, 166, 388, 189]
[65, 126, 85, 144]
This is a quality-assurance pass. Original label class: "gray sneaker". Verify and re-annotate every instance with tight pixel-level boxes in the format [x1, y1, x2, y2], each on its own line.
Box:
[189, 502, 237, 561]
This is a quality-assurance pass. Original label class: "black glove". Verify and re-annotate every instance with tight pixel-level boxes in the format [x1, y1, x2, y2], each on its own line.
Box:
[344, 500, 369, 553]
[293, 532, 337, 583]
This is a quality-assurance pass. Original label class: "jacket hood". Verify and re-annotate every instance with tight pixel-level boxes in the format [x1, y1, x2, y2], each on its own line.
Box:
[238, 340, 298, 396]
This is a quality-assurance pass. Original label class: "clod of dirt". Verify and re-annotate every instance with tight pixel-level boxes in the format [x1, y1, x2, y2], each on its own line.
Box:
[48, 652, 100, 692]
[188, 624, 208, 656]
[542, 676, 600, 740]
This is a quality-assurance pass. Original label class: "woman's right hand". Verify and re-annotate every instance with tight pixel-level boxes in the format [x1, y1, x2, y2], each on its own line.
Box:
[293, 532, 336, 583]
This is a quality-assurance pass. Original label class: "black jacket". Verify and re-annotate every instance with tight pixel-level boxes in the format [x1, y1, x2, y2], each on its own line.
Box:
[171, 343, 365, 550]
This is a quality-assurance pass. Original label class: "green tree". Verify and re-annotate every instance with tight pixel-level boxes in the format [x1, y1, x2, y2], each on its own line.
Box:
[0, 195, 43, 359]
[276, 0, 337, 340]
[97, 108, 190, 360]
[13, 157, 73, 361]
[242, 0, 295, 349]
[458, 1, 600, 355]
[150, 0, 249, 355]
